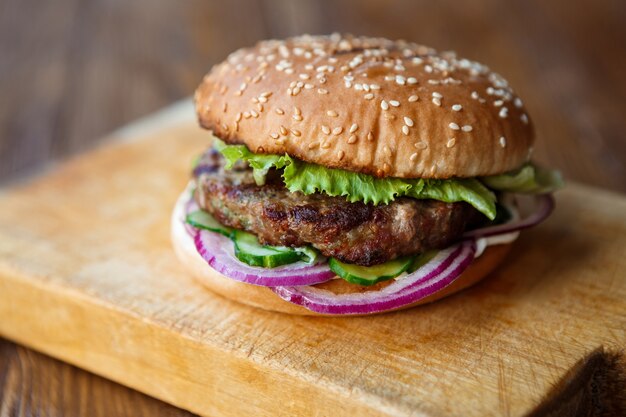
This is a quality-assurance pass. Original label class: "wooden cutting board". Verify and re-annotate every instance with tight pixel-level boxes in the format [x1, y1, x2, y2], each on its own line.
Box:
[1, 101, 625, 417]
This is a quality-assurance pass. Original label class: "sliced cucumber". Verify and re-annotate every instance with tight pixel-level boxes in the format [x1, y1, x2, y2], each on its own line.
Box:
[185, 210, 233, 237]
[233, 230, 303, 268]
[293, 246, 320, 265]
[407, 250, 438, 274]
[329, 257, 413, 286]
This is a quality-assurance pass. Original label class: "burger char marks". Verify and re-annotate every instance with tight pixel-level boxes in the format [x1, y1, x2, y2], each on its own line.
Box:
[193, 148, 479, 266]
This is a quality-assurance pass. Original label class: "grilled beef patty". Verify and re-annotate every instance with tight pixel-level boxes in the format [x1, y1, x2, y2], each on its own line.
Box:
[193, 148, 480, 266]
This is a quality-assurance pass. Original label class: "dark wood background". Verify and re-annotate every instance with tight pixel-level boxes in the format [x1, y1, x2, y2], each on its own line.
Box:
[1, 0, 624, 415]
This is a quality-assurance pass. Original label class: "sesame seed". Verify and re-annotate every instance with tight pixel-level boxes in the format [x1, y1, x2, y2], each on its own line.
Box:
[447, 138, 456, 148]
[364, 93, 374, 100]
[235, 112, 242, 122]
[407, 77, 418, 85]
[258, 96, 268, 103]
[370, 84, 381, 90]
[414, 141, 428, 149]
[494, 100, 503, 107]
[408, 95, 419, 102]
[499, 107, 508, 118]
[294, 107, 301, 115]
[304, 83, 314, 89]
[367, 131, 374, 141]
[432, 98, 442, 106]
[402, 125, 410, 135]
[261, 91, 272, 98]
[299, 73, 310, 80]
[270, 133, 279, 139]
[332, 127, 343, 135]
[410, 152, 418, 162]
[381, 100, 390, 110]
[347, 134, 358, 144]
[462, 125, 473, 132]
[250, 110, 259, 118]
[280, 125, 288, 136]
[293, 115, 303, 121]
[291, 129, 301, 137]
[321, 142, 331, 149]
[449, 122, 460, 130]
[383, 163, 390, 172]
[404, 116, 414, 127]
[389, 100, 400, 107]
[221, 123, 229, 131]
[383, 145, 390, 154]
[257, 104, 264, 112]
[395, 75, 406, 85]
[318, 88, 328, 94]
[500, 136, 507, 147]
[349, 123, 359, 133]
[337, 150, 345, 161]
[308, 142, 319, 150]
[514, 97, 523, 108]
[451, 104, 462, 111]
[275, 108, 285, 115]
[471, 91, 480, 100]
[432, 92, 443, 98]
[243, 111, 251, 119]
[327, 110, 338, 117]
[521, 113, 529, 124]
[321, 125, 331, 135]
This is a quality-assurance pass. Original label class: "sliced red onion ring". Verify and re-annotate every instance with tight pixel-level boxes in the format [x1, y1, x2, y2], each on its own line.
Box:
[463, 193, 554, 239]
[193, 228, 336, 287]
[271, 240, 476, 315]
[183, 196, 200, 236]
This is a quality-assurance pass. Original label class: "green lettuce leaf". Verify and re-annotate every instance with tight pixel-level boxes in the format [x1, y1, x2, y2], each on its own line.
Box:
[282, 158, 412, 205]
[214, 141, 499, 219]
[482, 163, 563, 193]
[214, 139, 287, 185]
[409, 178, 497, 219]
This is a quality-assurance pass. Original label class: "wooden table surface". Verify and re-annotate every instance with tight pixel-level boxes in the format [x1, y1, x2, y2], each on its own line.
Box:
[0, 0, 624, 416]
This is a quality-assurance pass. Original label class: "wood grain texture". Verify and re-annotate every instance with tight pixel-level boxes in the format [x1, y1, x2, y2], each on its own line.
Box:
[0, 339, 197, 417]
[1, 0, 625, 192]
[1, 1, 625, 415]
[0, 105, 625, 417]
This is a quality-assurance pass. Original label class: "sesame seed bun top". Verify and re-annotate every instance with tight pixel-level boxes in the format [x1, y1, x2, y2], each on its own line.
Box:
[194, 34, 534, 178]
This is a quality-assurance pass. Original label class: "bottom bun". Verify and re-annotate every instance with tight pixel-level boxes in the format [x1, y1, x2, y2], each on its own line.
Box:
[171, 191, 511, 316]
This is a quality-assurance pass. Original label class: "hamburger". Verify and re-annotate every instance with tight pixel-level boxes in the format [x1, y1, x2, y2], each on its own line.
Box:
[172, 34, 561, 315]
